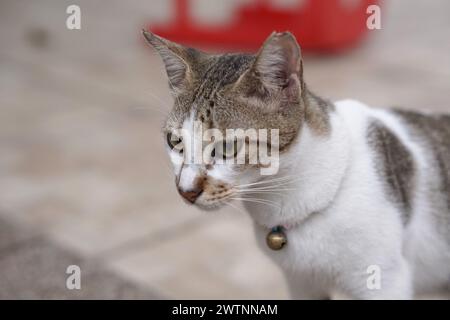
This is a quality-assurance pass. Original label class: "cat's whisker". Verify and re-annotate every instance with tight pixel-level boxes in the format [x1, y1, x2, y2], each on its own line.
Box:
[230, 198, 277, 208]
[230, 197, 281, 209]
[237, 175, 293, 186]
[224, 201, 247, 215]
[234, 200, 280, 210]
[235, 180, 300, 191]
[255, 178, 302, 188]
[236, 189, 285, 193]
[132, 102, 167, 116]
[136, 88, 175, 115]
[145, 89, 172, 108]
[236, 175, 301, 188]
[242, 187, 296, 191]
[235, 188, 291, 193]
[231, 194, 281, 204]
[237, 184, 298, 191]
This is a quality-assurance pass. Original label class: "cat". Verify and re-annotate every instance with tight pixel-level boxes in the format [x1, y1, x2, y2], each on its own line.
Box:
[143, 30, 450, 299]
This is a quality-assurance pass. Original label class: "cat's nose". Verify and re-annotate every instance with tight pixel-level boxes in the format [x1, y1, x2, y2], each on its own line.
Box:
[178, 188, 203, 204]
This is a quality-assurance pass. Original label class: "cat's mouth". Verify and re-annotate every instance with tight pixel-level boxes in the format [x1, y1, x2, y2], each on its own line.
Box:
[192, 190, 236, 210]
[176, 178, 238, 210]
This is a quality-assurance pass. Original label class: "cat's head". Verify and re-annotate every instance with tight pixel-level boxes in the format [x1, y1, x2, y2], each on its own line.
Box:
[143, 31, 314, 209]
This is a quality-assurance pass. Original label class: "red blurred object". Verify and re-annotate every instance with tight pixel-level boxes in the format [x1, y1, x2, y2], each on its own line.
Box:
[150, 0, 379, 52]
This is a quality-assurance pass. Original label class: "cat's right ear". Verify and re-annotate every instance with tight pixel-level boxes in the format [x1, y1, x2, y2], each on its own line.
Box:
[142, 30, 200, 93]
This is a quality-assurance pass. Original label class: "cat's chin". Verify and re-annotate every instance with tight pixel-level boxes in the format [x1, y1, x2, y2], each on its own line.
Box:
[195, 201, 226, 211]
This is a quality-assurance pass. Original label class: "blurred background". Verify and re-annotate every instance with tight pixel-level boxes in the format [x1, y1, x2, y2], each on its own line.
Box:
[0, 0, 449, 299]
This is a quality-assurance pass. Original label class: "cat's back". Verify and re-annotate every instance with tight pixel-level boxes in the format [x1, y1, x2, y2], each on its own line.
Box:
[336, 100, 449, 229]
[394, 109, 450, 207]
[336, 100, 449, 292]
[392, 109, 450, 242]
[392, 109, 450, 292]
[391, 109, 450, 222]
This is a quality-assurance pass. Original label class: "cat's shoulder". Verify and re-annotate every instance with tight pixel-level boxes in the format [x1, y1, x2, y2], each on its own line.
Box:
[332, 99, 378, 126]
[332, 99, 449, 135]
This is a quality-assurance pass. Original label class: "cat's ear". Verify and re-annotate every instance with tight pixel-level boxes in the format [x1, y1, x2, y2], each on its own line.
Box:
[236, 32, 303, 101]
[142, 30, 200, 92]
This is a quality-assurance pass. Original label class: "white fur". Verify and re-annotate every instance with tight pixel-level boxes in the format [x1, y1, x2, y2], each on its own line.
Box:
[173, 110, 200, 192]
[245, 100, 449, 299]
[167, 100, 450, 299]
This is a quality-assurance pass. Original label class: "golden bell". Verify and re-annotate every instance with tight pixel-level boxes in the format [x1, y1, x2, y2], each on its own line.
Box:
[266, 227, 287, 251]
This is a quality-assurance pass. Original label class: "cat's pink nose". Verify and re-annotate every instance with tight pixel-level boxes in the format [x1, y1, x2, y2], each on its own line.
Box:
[178, 188, 203, 204]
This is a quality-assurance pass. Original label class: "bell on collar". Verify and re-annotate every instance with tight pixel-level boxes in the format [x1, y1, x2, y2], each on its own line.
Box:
[266, 226, 287, 251]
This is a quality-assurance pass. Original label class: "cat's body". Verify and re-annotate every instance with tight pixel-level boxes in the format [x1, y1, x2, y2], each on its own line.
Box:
[248, 100, 450, 299]
[143, 30, 450, 299]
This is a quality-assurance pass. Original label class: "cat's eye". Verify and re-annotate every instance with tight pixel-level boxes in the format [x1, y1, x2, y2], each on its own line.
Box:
[167, 132, 183, 153]
[213, 139, 241, 160]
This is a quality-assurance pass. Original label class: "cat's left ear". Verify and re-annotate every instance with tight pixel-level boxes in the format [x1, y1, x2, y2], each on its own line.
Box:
[236, 32, 303, 101]
[142, 30, 202, 93]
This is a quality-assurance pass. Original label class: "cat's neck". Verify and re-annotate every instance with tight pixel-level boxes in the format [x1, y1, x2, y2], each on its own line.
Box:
[246, 102, 351, 229]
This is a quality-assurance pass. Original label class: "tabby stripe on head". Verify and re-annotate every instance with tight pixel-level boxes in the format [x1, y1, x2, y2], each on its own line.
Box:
[194, 55, 254, 102]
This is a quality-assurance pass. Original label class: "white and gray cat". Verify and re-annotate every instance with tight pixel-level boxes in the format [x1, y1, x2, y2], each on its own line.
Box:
[143, 30, 450, 299]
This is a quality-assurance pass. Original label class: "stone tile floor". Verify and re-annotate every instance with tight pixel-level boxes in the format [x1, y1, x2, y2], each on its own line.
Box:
[0, 0, 449, 299]
[0, 217, 158, 299]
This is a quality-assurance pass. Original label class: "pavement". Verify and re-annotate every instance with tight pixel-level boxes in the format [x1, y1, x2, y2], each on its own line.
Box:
[0, 0, 449, 299]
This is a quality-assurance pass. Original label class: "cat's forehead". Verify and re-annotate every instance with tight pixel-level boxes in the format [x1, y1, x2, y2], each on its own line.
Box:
[192, 53, 254, 101]
[164, 53, 254, 131]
